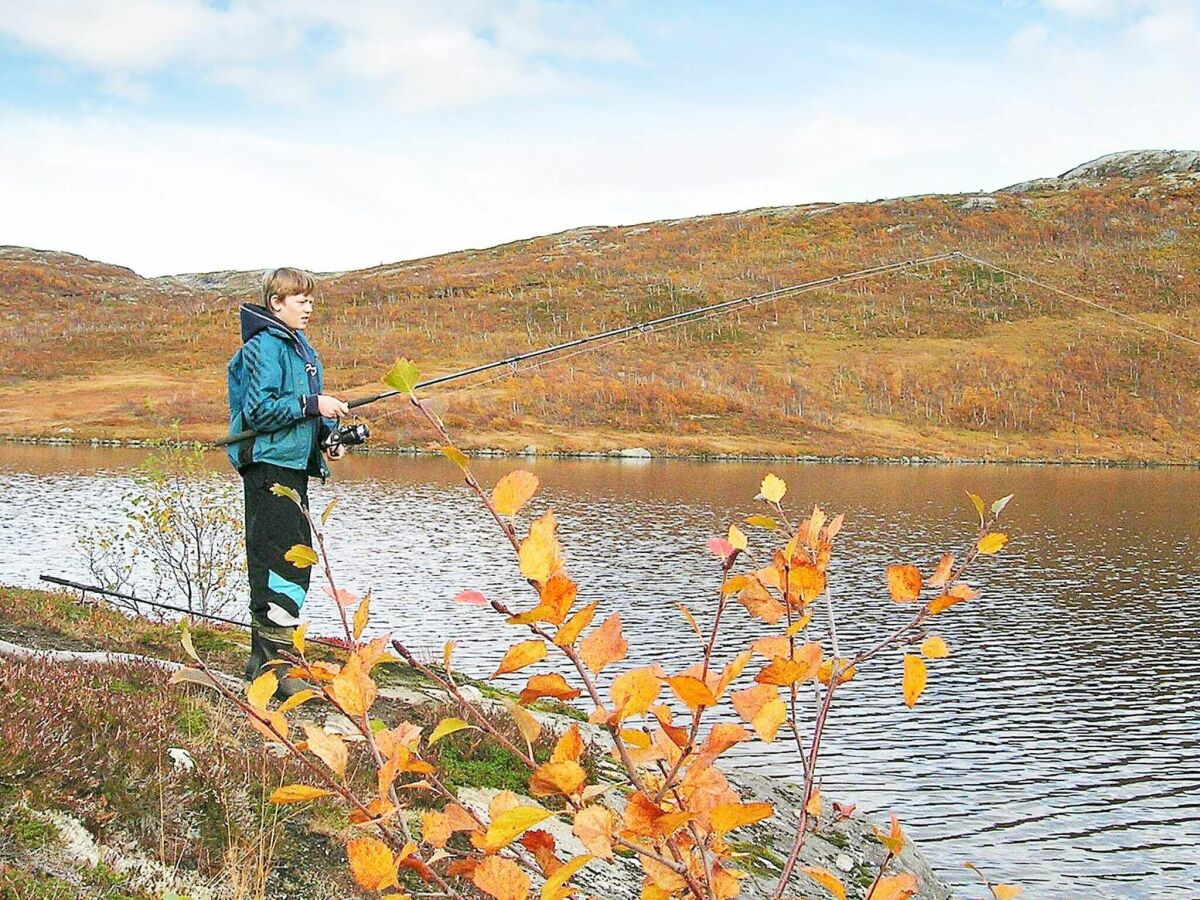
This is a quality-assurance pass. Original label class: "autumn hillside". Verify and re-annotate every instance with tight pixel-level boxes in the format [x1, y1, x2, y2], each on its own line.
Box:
[2, 149, 1198, 462]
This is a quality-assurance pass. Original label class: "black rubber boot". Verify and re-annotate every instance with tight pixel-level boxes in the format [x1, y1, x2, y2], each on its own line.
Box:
[244, 622, 314, 700]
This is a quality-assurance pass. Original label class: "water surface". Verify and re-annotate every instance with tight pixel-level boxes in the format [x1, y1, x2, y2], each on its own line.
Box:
[1, 444, 1197, 898]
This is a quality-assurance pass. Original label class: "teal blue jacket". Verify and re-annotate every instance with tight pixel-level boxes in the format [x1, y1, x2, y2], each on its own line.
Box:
[226, 304, 333, 479]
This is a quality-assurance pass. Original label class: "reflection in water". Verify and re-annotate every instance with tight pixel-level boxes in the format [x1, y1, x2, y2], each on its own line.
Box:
[1, 444, 1197, 898]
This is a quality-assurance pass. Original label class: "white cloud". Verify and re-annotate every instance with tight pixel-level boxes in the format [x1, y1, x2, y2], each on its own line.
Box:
[0, 0, 636, 110]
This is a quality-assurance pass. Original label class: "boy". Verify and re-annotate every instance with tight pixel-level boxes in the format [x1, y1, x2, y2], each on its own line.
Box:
[226, 267, 349, 695]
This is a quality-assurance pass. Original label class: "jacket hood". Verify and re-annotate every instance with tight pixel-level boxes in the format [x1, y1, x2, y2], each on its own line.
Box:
[239, 303, 298, 345]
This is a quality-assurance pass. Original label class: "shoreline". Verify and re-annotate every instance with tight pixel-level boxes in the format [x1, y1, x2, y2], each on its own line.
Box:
[3, 432, 1196, 469]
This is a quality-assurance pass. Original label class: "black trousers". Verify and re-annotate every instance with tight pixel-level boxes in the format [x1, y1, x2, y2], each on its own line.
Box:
[242, 462, 312, 624]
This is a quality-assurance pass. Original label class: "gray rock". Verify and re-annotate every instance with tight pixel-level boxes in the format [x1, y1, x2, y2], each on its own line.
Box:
[617, 447, 652, 459]
[958, 195, 997, 211]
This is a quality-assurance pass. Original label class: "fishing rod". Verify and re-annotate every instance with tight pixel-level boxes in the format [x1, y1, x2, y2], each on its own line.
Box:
[38, 574, 347, 651]
[215, 251, 963, 447]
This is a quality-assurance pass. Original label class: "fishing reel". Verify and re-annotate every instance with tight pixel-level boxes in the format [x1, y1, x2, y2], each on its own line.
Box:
[323, 421, 370, 453]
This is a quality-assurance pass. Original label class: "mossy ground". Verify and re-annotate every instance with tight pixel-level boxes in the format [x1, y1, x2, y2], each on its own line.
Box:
[0, 585, 595, 898]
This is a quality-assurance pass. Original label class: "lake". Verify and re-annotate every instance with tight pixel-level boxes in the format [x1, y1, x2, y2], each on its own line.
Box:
[1, 443, 1197, 898]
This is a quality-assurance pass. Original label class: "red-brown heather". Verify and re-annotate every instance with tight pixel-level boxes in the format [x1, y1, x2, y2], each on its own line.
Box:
[2, 157, 1197, 460]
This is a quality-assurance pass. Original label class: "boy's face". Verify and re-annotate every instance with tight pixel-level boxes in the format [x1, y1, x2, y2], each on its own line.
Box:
[270, 292, 313, 330]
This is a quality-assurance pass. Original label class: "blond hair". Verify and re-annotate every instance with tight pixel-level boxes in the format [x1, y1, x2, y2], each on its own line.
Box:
[262, 267, 316, 309]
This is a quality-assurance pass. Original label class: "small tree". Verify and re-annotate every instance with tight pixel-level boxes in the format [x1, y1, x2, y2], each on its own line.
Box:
[80, 440, 244, 619]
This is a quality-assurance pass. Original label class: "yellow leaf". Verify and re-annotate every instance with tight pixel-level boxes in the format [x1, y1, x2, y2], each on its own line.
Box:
[921, 636, 949, 659]
[270, 784, 333, 804]
[352, 593, 370, 641]
[327, 652, 377, 717]
[492, 470, 541, 516]
[303, 724, 348, 778]
[903, 654, 927, 708]
[320, 497, 339, 526]
[875, 813, 905, 854]
[993, 885, 1022, 900]
[731, 684, 786, 743]
[887, 564, 922, 603]
[572, 806, 614, 861]
[179, 623, 197, 661]
[744, 514, 780, 530]
[292, 621, 308, 654]
[552, 724, 585, 763]
[805, 788, 822, 818]
[927, 593, 968, 614]
[709, 801, 773, 835]
[966, 491, 986, 526]
[528, 760, 586, 797]
[610, 666, 663, 722]
[473, 855, 530, 900]
[801, 866, 846, 900]
[555, 601, 597, 647]
[382, 358, 420, 395]
[284, 544, 319, 568]
[347, 836, 398, 891]
[977, 532, 1009, 555]
[785, 613, 812, 636]
[674, 601, 701, 638]
[579, 613, 627, 673]
[928, 553, 954, 588]
[247, 670, 277, 711]
[484, 805, 553, 852]
[427, 717, 473, 746]
[518, 511, 565, 584]
[715, 648, 753, 700]
[443, 640, 456, 673]
[440, 445, 469, 470]
[504, 699, 542, 745]
[727, 523, 747, 552]
[540, 853, 592, 900]
[492, 640, 547, 678]
[269, 483, 302, 506]
[276, 687, 319, 714]
[758, 473, 787, 504]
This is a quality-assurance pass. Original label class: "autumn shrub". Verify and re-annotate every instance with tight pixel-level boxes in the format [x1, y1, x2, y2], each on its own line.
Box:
[173, 358, 1023, 900]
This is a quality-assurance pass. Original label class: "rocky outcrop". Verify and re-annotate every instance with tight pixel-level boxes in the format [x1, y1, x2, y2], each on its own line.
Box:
[1001, 149, 1200, 193]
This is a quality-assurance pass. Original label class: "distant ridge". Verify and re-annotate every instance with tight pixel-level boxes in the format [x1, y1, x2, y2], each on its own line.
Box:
[1002, 149, 1200, 193]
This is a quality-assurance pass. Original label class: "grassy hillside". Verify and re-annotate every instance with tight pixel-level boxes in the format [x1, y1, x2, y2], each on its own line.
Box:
[2, 152, 1198, 462]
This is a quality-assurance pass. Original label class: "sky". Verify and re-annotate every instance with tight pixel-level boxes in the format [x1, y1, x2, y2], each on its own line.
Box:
[0, 0, 1197, 276]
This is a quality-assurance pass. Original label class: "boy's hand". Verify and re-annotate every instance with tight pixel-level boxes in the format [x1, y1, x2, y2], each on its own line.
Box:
[317, 395, 350, 418]
[324, 444, 347, 461]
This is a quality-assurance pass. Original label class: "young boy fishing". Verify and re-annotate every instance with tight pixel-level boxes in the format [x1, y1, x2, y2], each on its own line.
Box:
[226, 267, 349, 696]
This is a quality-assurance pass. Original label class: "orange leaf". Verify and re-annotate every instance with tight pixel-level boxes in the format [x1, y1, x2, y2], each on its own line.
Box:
[751, 635, 791, 659]
[714, 649, 753, 700]
[622, 791, 664, 836]
[540, 853, 592, 900]
[473, 854, 530, 900]
[555, 601, 597, 648]
[992, 885, 1023, 900]
[948, 582, 978, 600]
[709, 801, 773, 835]
[529, 760, 586, 797]
[552, 724, 585, 763]
[518, 511, 565, 584]
[977, 532, 1009, 555]
[572, 806, 614, 861]
[492, 640, 547, 678]
[666, 675, 717, 710]
[920, 636, 949, 659]
[887, 564, 923, 603]
[674, 602, 702, 638]
[421, 810, 452, 848]
[875, 813, 905, 854]
[579, 613, 627, 673]
[902, 654, 927, 708]
[788, 561, 827, 606]
[872, 873, 918, 900]
[738, 577, 785, 624]
[302, 724, 348, 778]
[802, 866, 846, 900]
[928, 553, 955, 588]
[731, 684, 786, 742]
[492, 470, 540, 516]
[754, 642, 821, 685]
[508, 574, 578, 626]
[927, 593, 967, 614]
[327, 651, 377, 717]
[519, 673, 581, 705]
[504, 699, 542, 745]
[695, 723, 749, 765]
[610, 666, 663, 723]
[347, 836, 398, 891]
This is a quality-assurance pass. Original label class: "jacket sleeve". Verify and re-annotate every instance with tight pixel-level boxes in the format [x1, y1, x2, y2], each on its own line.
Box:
[241, 336, 306, 432]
